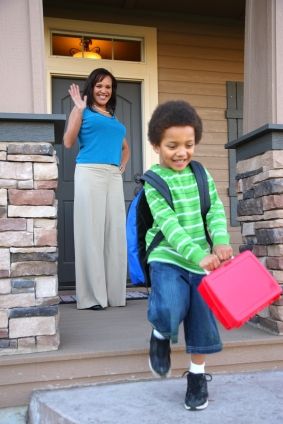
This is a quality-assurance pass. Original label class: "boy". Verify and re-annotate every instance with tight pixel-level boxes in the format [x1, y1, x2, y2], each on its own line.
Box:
[145, 100, 233, 411]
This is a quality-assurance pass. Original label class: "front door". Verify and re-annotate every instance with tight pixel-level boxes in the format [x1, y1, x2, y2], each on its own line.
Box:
[52, 77, 142, 289]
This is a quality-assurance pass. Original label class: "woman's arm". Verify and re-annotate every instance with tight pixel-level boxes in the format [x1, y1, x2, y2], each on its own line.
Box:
[119, 138, 130, 173]
[63, 84, 87, 149]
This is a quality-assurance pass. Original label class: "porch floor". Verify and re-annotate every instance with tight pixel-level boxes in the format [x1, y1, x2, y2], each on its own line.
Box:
[1, 297, 283, 408]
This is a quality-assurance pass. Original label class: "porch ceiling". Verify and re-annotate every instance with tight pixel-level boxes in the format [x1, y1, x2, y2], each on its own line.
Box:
[43, 0, 246, 20]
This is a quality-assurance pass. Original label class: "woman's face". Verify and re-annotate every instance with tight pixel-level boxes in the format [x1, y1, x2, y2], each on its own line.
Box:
[92, 75, 113, 107]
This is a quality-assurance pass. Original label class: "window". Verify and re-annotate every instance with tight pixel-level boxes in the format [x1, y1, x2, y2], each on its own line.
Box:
[52, 33, 142, 62]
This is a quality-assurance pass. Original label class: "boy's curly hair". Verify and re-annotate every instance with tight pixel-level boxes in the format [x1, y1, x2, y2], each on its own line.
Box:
[148, 100, 203, 146]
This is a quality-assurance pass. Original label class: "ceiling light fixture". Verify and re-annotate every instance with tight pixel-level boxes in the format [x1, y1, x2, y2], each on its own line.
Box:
[70, 38, 101, 59]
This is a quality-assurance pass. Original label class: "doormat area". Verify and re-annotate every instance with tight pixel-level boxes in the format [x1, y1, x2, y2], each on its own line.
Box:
[59, 291, 148, 304]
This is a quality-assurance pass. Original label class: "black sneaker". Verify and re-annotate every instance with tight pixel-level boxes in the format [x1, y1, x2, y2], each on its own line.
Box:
[149, 331, 171, 378]
[184, 371, 212, 410]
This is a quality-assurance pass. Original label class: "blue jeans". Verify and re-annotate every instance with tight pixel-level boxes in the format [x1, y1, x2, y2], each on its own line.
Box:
[148, 262, 223, 354]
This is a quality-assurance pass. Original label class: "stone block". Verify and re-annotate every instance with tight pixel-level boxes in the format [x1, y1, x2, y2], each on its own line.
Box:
[34, 228, 57, 247]
[18, 180, 33, 189]
[254, 169, 283, 183]
[0, 328, 9, 338]
[34, 163, 58, 181]
[254, 179, 283, 197]
[262, 195, 283, 211]
[255, 219, 283, 229]
[264, 210, 283, 220]
[262, 150, 283, 170]
[8, 205, 57, 218]
[0, 218, 26, 231]
[8, 189, 55, 206]
[35, 296, 60, 306]
[0, 189, 7, 206]
[11, 261, 57, 277]
[0, 231, 33, 247]
[252, 245, 268, 256]
[242, 235, 257, 246]
[11, 278, 35, 293]
[27, 218, 33, 232]
[36, 276, 58, 298]
[0, 293, 35, 308]
[236, 155, 263, 174]
[255, 316, 283, 335]
[0, 278, 11, 294]
[34, 219, 57, 229]
[0, 206, 7, 218]
[271, 270, 283, 284]
[237, 214, 264, 222]
[9, 305, 58, 318]
[237, 198, 263, 216]
[268, 245, 283, 256]
[36, 333, 60, 350]
[0, 151, 6, 160]
[241, 175, 258, 192]
[266, 257, 283, 270]
[269, 305, 283, 321]
[0, 161, 32, 180]
[7, 155, 55, 163]
[255, 228, 283, 245]
[243, 188, 255, 200]
[0, 248, 10, 277]
[0, 339, 17, 350]
[0, 179, 17, 188]
[17, 337, 36, 349]
[10, 246, 57, 254]
[0, 142, 7, 150]
[0, 311, 8, 327]
[34, 180, 58, 190]
[9, 316, 57, 338]
[11, 251, 58, 263]
[7, 143, 54, 156]
[242, 222, 255, 236]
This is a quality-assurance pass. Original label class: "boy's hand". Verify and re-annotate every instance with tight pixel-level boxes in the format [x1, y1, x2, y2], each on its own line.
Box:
[199, 254, 221, 272]
[213, 245, 233, 262]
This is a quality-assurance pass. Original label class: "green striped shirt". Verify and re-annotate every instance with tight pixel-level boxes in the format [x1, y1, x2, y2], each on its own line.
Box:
[144, 164, 230, 274]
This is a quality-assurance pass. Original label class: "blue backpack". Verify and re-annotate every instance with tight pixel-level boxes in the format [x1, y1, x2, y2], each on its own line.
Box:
[126, 160, 212, 287]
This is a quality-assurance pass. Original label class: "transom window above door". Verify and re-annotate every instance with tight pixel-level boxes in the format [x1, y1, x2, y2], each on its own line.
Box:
[52, 32, 142, 61]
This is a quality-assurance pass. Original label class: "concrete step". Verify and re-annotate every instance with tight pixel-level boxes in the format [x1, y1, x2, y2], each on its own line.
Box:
[0, 406, 27, 424]
[27, 370, 283, 424]
[1, 301, 283, 408]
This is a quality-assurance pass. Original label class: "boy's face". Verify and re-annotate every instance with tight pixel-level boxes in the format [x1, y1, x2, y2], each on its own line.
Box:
[153, 125, 195, 171]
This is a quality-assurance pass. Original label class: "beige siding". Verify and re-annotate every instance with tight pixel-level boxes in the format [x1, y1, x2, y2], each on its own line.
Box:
[157, 20, 244, 252]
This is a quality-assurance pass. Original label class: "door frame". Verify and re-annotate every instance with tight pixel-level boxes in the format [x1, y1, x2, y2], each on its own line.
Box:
[44, 17, 158, 170]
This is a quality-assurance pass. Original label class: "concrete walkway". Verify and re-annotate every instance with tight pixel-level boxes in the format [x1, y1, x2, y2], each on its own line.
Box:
[25, 370, 283, 424]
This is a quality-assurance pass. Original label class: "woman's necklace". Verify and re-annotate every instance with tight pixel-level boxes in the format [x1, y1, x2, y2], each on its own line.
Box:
[93, 104, 111, 115]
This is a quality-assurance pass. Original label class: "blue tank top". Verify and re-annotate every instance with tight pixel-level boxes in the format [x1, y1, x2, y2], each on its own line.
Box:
[76, 107, 126, 165]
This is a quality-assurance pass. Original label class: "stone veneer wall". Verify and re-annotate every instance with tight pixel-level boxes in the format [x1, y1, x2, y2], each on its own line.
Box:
[236, 149, 283, 334]
[0, 135, 60, 354]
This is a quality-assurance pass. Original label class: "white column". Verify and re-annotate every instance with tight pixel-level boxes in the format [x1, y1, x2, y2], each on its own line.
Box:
[243, 0, 283, 134]
[0, 0, 46, 113]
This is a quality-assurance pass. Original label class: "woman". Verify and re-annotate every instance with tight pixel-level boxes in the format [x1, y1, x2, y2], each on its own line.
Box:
[64, 68, 130, 310]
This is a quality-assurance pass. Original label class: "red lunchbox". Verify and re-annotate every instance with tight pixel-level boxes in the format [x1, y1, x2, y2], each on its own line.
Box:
[198, 250, 282, 330]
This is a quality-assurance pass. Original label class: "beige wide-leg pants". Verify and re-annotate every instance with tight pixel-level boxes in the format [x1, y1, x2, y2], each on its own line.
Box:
[74, 164, 127, 309]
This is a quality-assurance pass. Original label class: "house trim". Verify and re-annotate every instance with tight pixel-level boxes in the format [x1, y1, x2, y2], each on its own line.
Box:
[44, 17, 158, 170]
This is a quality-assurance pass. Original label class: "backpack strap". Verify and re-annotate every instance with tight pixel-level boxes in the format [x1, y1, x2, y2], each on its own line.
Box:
[189, 160, 213, 249]
[140, 170, 173, 260]
[140, 170, 173, 208]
